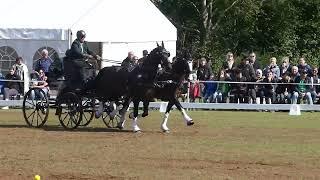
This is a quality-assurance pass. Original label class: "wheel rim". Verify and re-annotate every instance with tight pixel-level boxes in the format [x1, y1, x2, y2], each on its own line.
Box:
[102, 102, 121, 128]
[22, 88, 49, 128]
[58, 92, 82, 129]
[79, 98, 95, 126]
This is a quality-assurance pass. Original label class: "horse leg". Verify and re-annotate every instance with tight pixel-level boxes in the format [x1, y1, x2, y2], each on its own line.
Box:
[109, 101, 119, 119]
[142, 100, 149, 117]
[132, 100, 141, 132]
[173, 98, 194, 126]
[95, 101, 104, 118]
[161, 101, 174, 133]
[117, 97, 131, 130]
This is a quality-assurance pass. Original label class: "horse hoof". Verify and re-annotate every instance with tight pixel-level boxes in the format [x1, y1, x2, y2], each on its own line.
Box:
[187, 120, 194, 126]
[134, 130, 142, 133]
[141, 112, 148, 117]
[116, 123, 124, 130]
[162, 129, 170, 133]
[129, 112, 134, 119]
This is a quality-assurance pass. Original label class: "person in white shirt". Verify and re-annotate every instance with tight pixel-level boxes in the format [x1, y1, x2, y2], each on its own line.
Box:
[12, 57, 29, 94]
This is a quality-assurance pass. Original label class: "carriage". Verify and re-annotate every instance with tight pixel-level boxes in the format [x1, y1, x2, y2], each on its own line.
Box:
[21, 43, 194, 132]
[21, 61, 123, 130]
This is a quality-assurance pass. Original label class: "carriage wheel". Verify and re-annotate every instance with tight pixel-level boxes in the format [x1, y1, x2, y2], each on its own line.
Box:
[102, 102, 121, 128]
[57, 92, 82, 129]
[79, 97, 95, 126]
[22, 88, 49, 128]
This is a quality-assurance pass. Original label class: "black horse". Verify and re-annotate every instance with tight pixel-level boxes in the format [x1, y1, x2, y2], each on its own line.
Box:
[118, 55, 194, 132]
[94, 42, 171, 122]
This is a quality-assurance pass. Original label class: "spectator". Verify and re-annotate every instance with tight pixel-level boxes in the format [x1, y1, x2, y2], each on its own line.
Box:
[249, 52, 262, 71]
[215, 69, 231, 103]
[255, 69, 264, 104]
[275, 73, 294, 104]
[197, 57, 212, 100]
[197, 57, 212, 81]
[292, 70, 313, 105]
[222, 52, 236, 75]
[230, 69, 247, 103]
[291, 66, 300, 82]
[2, 68, 22, 109]
[34, 49, 53, 76]
[263, 57, 280, 80]
[30, 69, 50, 99]
[203, 74, 218, 103]
[260, 71, 277, 104]
[297, 57, 312, 77]
[189, 80, 201, 103]
[12, 57, 29, 94]
[279, 57, 292, 77]
[0, 72, 4, 95]
[310, 67, 320, 103]
[237, 57, 256, 103]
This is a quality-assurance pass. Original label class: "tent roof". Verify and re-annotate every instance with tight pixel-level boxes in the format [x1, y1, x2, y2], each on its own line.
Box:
[0, 0, 176, 42]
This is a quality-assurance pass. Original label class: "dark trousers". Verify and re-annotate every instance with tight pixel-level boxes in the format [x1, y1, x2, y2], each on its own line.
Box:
[3, 88, 19, 100]
[63, 59, 96, 90]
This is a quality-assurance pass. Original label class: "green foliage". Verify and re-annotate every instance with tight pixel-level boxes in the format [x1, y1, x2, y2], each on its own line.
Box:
[153, 0, 320, 72]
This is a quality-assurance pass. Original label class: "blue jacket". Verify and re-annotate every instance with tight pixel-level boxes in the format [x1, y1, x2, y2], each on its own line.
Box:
[203, 81, 218, 95]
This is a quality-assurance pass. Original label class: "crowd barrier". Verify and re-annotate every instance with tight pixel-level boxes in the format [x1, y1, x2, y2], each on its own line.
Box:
[1, 100, 319, 112]
[0, 79, 319, 112]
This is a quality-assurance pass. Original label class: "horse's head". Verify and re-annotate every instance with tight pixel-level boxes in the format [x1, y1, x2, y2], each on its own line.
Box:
[172, 57, 192, 80]
[146, 41, 170, 69]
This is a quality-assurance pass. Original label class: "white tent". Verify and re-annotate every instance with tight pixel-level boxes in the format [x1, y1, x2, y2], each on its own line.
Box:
[0, 0, 176, 72]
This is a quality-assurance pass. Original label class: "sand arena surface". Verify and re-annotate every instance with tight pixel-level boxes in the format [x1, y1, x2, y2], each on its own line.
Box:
[0, 110, 320, 179]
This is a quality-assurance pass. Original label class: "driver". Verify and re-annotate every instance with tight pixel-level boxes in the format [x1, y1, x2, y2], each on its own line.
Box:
[56, 30, 101, 115]
[64, 30, 101, 90]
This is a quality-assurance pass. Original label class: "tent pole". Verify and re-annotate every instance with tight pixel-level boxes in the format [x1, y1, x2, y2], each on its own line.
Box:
[68, 29, 72, 48]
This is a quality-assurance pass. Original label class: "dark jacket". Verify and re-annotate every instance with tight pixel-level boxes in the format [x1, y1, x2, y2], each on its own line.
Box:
[197, 65, 212, 81]
[5, 73, 21, 92]
[298, 64, 312, 77]
[237, 63, 256, 81]
[251, 60, 262, 71]
[276, 79, 294, 94]
[279, 64, 292, 76]
[66, 39, 95, 59]
[230, 76, 247, 93]
[222, 61, 236, 75]
[262, 77, 276, 91]
[237, 63, 256, 89]
[121, 57, 137, 71]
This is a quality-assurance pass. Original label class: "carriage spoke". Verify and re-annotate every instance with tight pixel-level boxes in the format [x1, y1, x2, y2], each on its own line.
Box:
[27, 109, 37, 119]
[25, 100, 35, 107]
[37, 112, 44, 124]
[30, 111, 36, 126]
[36, 111, 39, 127]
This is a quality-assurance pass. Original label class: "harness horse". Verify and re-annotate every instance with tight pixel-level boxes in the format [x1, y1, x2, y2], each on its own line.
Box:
[119, 52, 194, 132]
[22, 42, 191, 132]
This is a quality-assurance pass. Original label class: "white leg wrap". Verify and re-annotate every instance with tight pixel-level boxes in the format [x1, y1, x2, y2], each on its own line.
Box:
[181, 108, 192, 122]
[119, 111, 127, 128]
[95, 101, 104, 118]
[161, 112, 170, 132]
[110, 102, 120, 118]
[132, 117, 141, 132]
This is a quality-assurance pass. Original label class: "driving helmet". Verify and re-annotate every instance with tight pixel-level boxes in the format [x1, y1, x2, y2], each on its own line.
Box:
[76, 30, 86, 39]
